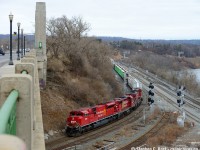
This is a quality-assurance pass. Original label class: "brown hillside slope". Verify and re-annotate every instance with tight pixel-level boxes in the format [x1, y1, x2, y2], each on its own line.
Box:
[41, 42, 122, 132]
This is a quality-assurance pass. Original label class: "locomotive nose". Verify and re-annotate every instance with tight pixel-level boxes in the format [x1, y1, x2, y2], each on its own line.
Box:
[71, 120, 77, 124]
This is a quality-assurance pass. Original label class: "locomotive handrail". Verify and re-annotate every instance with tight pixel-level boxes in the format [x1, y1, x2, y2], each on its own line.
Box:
[0, 90, 19, 134]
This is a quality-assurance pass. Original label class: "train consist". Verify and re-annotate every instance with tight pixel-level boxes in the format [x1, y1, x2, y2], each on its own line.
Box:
[65, 64, 143, 137]
[114, 64, 142, 89]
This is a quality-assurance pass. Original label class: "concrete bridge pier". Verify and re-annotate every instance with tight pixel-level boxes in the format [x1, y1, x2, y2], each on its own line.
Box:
[35, 2, 47, 88]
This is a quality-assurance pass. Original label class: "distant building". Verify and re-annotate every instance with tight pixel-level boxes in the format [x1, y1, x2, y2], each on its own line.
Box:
[123, 50, 130, 58]
[178, 51, 184, 57]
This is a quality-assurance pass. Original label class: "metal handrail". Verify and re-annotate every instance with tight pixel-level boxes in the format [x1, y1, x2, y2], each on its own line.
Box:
[0, 70, 27, 134]
[21, 70, 28, 74]
[0, 90, 19, 134]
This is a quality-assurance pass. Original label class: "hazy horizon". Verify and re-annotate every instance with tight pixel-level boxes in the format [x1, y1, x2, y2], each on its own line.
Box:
[0, 0, 200, 40]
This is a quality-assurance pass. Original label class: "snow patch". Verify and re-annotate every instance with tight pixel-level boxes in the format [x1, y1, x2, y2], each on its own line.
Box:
[48, 130, 54, 136]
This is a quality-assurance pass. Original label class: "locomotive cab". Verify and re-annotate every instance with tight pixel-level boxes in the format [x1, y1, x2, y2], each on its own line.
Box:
[66, 111, 84, 136]
[66, 108, 98, 136]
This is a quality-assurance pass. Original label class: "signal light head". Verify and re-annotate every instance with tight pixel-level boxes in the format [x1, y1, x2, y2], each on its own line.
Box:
[148, 90, 154, 96]
[149, 83, 154, 89]
[177, 99, 181, 103]
[148, 97, 154, 105]
[177, 91, 181, 96]
[149, 85, 154, 89]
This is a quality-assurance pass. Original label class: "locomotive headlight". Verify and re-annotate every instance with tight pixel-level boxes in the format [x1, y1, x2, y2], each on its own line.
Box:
[71, 120, 76, 124]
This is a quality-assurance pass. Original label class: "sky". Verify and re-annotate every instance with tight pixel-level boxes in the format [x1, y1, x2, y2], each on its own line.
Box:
[1, 0, 200, 40]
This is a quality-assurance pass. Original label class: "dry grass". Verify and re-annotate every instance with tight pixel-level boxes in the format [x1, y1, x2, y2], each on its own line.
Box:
[117, 125, 133, 137]
[93, 141, 104, 148]
[146, 114, 190, 147]
[146, 107, 161, 122]
[186, 57, 200, 68]
[41, 89, 80, 131]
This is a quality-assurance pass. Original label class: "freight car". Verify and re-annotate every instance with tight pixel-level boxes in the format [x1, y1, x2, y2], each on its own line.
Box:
[114, 63, 125, 79]
[65, 88, 142, 136]
[114, 64, 142, 89]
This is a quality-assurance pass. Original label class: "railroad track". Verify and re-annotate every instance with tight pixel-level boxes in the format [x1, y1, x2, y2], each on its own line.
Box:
[147, 68, 199, 107]
[120, 113, 170, 150]
[121, 62, 200, 107]
[121, 64, 200, 124]
[156, 88, 200, 124]
[110, 63, 200, 150]
[46, 103, 146, 150]
[156, 84, 200, 110]
[135, 73, 200, 124]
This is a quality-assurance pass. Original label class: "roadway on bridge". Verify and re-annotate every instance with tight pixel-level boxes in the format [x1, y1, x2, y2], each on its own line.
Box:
[0, 52, 18, 67]
[0, 52, 19, 76]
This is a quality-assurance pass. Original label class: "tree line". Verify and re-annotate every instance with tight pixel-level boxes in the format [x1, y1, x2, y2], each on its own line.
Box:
[111, 40, 200, 57]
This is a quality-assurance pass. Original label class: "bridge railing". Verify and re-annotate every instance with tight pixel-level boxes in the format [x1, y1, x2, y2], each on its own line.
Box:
[0, 49, 45, 150]
[0, 90, 19, 134]
[0, 69, 28, 135]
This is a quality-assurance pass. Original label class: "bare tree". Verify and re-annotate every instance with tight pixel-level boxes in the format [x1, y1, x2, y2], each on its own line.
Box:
[47, 16, 90, 58]
[46, 15, 122, 104]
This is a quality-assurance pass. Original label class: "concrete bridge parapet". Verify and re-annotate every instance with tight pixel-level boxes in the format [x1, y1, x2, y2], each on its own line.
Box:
[0, 49, 45, 150]
[0, 1, 47, 149]
[0, 74, 33, 150]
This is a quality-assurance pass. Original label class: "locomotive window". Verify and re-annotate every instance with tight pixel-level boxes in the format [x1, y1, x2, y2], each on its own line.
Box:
[132, 90, 136, 93]
[119, 96, 126, 98]
[92, 108, 96, 114]
[76, 113, 83, 116]
[107, 105, 115, 108]
[70, 112, 75, 116]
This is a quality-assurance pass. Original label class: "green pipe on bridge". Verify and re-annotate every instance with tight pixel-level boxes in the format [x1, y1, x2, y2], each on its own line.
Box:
[21, 70, 28, 74]
[0, 90, 19, 134]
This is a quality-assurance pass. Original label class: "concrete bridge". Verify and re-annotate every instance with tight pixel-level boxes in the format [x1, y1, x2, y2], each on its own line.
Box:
[0, 2, 47, 150]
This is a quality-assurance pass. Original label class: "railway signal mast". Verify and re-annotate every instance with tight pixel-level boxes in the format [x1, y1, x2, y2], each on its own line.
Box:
[177, 86, 186, 107]
[148, 82, 154, 106]
[144, 82, 154, 124]
[176, 85, 186, 126]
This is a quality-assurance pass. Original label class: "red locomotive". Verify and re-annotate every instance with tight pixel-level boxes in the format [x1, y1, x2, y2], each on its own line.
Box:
[65, 88, 142, 136]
